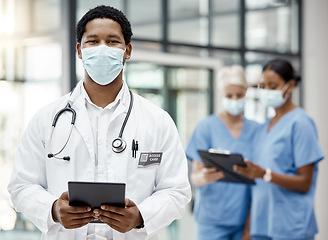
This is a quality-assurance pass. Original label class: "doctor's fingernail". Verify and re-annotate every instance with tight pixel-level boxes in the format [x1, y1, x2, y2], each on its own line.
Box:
[101, 205, 105, 210]
[87, 207, 91, 211]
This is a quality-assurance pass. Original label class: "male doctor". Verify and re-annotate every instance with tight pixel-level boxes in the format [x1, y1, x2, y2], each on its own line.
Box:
[8, 5, 191, 240]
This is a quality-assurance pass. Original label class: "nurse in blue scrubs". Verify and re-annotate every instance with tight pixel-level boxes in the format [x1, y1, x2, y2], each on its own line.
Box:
[186, 65, 259, 240]
[234, 59, 324, 240]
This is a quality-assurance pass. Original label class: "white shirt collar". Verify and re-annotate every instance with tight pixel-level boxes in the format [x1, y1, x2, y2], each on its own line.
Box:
[80, 81, 126, 111]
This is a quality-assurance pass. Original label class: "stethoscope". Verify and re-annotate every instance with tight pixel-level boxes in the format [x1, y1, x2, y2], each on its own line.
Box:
[48, 90, 133, 161]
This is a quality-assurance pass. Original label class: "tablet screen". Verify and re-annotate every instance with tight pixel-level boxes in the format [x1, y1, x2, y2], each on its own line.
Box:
[68, 181, 126, 209]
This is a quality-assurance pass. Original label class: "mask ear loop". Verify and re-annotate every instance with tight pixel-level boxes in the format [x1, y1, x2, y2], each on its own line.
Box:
[122, 48, 128, 64]
[282, 82, 291, 99]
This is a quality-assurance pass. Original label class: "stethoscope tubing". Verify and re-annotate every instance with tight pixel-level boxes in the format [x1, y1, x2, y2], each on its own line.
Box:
[48, 102, 76, 160]
[52, 103, 76, 127]
[48, 124, 74, 160]
[48, 89, 133, 160]
[118, 90, 133, 138]
[111, 90, 133, 153]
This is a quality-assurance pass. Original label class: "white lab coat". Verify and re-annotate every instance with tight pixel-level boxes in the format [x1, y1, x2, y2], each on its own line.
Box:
[8, 80, 191, 240]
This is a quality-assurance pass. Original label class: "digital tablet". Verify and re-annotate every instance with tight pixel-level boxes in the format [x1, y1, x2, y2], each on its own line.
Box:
[198, 150, 255, 185]
[68, 181, 126, 209]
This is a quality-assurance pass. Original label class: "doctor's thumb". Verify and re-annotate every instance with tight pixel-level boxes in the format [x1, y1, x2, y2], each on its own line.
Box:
[125, 198, 136, 208]
[60, 191, 69, 200]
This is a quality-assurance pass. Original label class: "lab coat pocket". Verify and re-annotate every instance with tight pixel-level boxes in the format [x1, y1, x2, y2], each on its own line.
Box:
[46, 158, 72, 196]
[126, 159, 158, 201]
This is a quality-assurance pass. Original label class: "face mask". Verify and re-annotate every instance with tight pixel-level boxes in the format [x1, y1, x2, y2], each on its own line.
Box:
[259, 83, 289, 108]
[82, 45, 125, 85]
[222, 98, 246, 116]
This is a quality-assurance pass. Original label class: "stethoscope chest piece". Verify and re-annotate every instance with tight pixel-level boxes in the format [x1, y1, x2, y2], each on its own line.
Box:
[112, 138, 127, 153]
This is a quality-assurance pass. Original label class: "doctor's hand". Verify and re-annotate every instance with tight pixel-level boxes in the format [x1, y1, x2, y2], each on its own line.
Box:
[97, 198, 143, 233]
[191, 160, 224, 186]
[233, 159, 265, 179]
[52, 191, 94, 229]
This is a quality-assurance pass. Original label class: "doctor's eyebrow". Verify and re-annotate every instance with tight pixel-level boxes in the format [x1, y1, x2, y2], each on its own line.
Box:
[85, 34, 122, 40]
[107, 34, 122, 40]
[85, 35, 98, 39]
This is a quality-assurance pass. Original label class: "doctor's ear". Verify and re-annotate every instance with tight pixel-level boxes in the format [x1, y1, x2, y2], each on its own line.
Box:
[124, 43, 132, 61]
[76, 43, 82, 59]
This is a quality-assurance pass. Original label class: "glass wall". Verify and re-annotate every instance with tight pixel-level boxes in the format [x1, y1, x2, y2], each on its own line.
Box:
[125, 63, 213, 146]
[0, 0, 62, 238]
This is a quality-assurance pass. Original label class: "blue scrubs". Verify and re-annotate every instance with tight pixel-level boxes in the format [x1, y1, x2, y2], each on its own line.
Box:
[251, 108, 324, 239]
[185, 114, 259, 239]
[252, 237, 314, 240]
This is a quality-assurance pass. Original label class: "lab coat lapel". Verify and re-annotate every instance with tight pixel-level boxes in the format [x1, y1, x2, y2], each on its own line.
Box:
[69, 86, 95, 162]
[111, 82, 130, 123]
[111, 102, 126, 125]
[110, 83, 133, 185]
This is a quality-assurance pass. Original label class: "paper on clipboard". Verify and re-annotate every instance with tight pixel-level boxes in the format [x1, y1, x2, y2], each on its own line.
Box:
[198, 150, 255, 185]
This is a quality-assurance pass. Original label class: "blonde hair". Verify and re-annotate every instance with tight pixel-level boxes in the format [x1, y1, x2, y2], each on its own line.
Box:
[217, 65, 248, 93]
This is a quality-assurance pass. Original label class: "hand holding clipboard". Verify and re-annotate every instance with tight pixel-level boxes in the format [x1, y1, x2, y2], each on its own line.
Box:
[198, 150, 255, 185]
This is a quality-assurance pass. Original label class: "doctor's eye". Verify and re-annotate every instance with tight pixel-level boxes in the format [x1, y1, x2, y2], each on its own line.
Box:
[86, 40, 98, 44]
[108, 40, 119, 44]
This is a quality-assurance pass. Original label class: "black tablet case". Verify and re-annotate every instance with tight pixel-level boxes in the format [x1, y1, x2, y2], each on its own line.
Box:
[68, 181, 126, 223]
[68, 181, 126, 209]
[198, 150, 255, 185]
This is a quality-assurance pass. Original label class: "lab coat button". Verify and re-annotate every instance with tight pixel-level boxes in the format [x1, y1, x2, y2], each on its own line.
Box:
[88, 173, 93, 179]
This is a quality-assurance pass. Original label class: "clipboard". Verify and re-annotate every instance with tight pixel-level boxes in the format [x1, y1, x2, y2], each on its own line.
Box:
[198, 150, 255, 185]
[68, 181, 126, 223]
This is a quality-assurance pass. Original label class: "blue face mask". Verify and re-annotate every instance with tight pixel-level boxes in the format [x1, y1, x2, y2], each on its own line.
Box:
[222, 98, 246, 116]
[82, 45, 125, 85]
[259, 83, 289, 108]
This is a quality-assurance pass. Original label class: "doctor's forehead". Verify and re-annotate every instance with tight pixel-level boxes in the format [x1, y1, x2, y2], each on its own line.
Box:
[83, 18, 124, 40]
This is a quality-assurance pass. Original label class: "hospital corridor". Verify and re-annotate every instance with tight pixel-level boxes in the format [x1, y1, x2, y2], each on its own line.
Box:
[0, 0, 327, 240]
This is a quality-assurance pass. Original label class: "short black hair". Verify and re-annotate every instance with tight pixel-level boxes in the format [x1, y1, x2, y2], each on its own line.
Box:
[263, 59, 301, 85]
[76, 5, 133, 44]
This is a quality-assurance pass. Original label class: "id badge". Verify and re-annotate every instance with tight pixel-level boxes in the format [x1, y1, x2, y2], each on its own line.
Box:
[138, 152, 163, 168]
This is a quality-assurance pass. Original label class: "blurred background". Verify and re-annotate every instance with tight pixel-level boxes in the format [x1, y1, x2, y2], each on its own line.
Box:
[0, 0, 327, 239]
